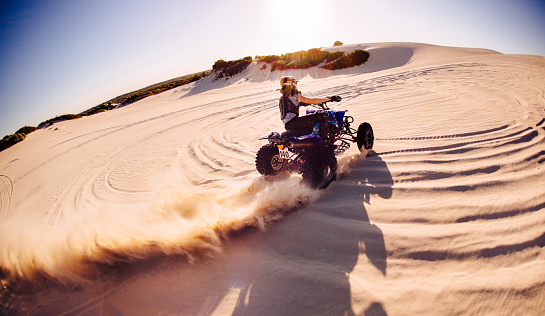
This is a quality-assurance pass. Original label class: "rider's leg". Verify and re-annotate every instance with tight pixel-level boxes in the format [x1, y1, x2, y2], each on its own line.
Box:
[285, 115, 316, 130]
[285, 113, 329, 139]
[316, 113, 329, 141]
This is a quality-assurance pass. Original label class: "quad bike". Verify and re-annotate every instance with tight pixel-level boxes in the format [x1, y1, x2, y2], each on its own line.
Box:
[255, 101, 374, 189]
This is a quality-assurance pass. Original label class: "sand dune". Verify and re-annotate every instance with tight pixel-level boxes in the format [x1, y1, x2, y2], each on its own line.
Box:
[1, 42, 544, 315]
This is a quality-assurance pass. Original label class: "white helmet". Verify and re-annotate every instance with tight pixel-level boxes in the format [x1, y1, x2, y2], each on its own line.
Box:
[280, 76, 297, 93]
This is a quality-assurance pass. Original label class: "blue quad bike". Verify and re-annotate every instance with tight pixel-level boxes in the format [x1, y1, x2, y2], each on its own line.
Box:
[255, 101, 374, 189]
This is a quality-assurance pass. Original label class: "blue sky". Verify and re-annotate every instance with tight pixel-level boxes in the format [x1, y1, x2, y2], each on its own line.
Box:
[1, 0, 544, 137]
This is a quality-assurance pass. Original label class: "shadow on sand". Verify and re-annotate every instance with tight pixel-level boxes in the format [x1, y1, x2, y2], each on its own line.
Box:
[225, 152, 393, 315]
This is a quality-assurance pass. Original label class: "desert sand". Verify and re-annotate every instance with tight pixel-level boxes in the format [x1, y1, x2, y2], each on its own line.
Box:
[1, 42, 544, 315]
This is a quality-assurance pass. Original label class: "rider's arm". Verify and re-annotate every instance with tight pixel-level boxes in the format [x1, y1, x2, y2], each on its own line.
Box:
[297, 95, 331, 105]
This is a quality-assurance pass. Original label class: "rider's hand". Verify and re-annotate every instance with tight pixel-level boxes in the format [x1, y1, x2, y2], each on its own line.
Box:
[330, 95, 342, 102]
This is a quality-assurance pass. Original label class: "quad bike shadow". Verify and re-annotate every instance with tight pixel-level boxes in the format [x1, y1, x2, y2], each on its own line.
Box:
[227, 151, 393, 316]
[256, 101, 374, 189]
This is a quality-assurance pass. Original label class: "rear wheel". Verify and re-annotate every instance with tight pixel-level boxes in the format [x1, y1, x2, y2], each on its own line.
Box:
[357, 122, 374, 150]
[256, 144, 283, 176]
[302, 146, 337, 189]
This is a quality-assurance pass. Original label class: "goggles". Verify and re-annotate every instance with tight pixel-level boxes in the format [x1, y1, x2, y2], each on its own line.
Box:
[280, 76, 297, 88]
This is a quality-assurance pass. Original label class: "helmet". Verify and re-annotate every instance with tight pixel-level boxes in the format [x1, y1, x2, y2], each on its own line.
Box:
[280, 76, 297, 93]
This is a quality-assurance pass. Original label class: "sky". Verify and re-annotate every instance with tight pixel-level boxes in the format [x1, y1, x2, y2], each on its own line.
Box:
[1, 0, 544, 137]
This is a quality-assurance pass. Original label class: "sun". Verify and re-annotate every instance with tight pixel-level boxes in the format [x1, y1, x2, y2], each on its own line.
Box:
[259, 0, 332, 56]
[275, 0, 320, 12]
[268, 0, 328, 25]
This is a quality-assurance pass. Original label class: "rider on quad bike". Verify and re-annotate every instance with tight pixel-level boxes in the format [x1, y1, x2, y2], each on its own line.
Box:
[256, 76, 374, 189]
[278, 76, 341, 141]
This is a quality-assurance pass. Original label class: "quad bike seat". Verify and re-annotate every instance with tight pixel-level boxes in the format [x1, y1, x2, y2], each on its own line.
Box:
[281, 127, 314, 138]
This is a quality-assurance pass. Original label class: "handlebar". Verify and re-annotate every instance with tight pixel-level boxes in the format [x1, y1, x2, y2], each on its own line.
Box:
[312, 102, 330, 111]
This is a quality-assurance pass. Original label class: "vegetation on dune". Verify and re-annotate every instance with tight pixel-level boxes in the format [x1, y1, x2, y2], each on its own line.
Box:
[110, 71, 209, 106]
[256, 47, 369, 71]
[39, 114, 82, 127]
[16, 126, 37, 135]
[322, 49, 370, 70]
[325, 51, 345, 63]
[0, 134, 26, 151]
[212, 56, 253, 80]
[79, 101, 117, 116]
[256, 48, 330, 71]
[0, 126, 37, 152]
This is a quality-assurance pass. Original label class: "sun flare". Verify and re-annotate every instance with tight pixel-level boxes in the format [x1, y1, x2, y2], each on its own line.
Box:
[263, 0, 331, 54]
[269, 0, 328, 25]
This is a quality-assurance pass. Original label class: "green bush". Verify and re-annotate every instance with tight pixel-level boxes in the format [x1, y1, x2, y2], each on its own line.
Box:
[39, 114, 82, 127]
[283, 48, 329, 69]
[258, 48, 332, 71]
[271, 59, 287, 71]
[325, 51, 345, 63]
[349, 49, 370, 65]
[16, 126, 37, 135]
[110, 71, 208, 106]
[322, 49, 370, 70]
[213, 56, 253, 79]
[0, 133, 26, 151]
[334, 41, 343, 46]
[0, 126, 37, 152]
[79, 101, 116, 116]
[212, 59, 228, 70]
[256, 55, 281, 64]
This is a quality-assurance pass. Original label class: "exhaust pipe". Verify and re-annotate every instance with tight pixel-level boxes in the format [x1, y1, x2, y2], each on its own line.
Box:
[287, 139, 315, 148]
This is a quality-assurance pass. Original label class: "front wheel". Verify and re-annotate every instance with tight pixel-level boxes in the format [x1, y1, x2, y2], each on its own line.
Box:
[256, 144, 283, 176]
[302, 146, 337, 189]
[357, 122, 374, 150]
